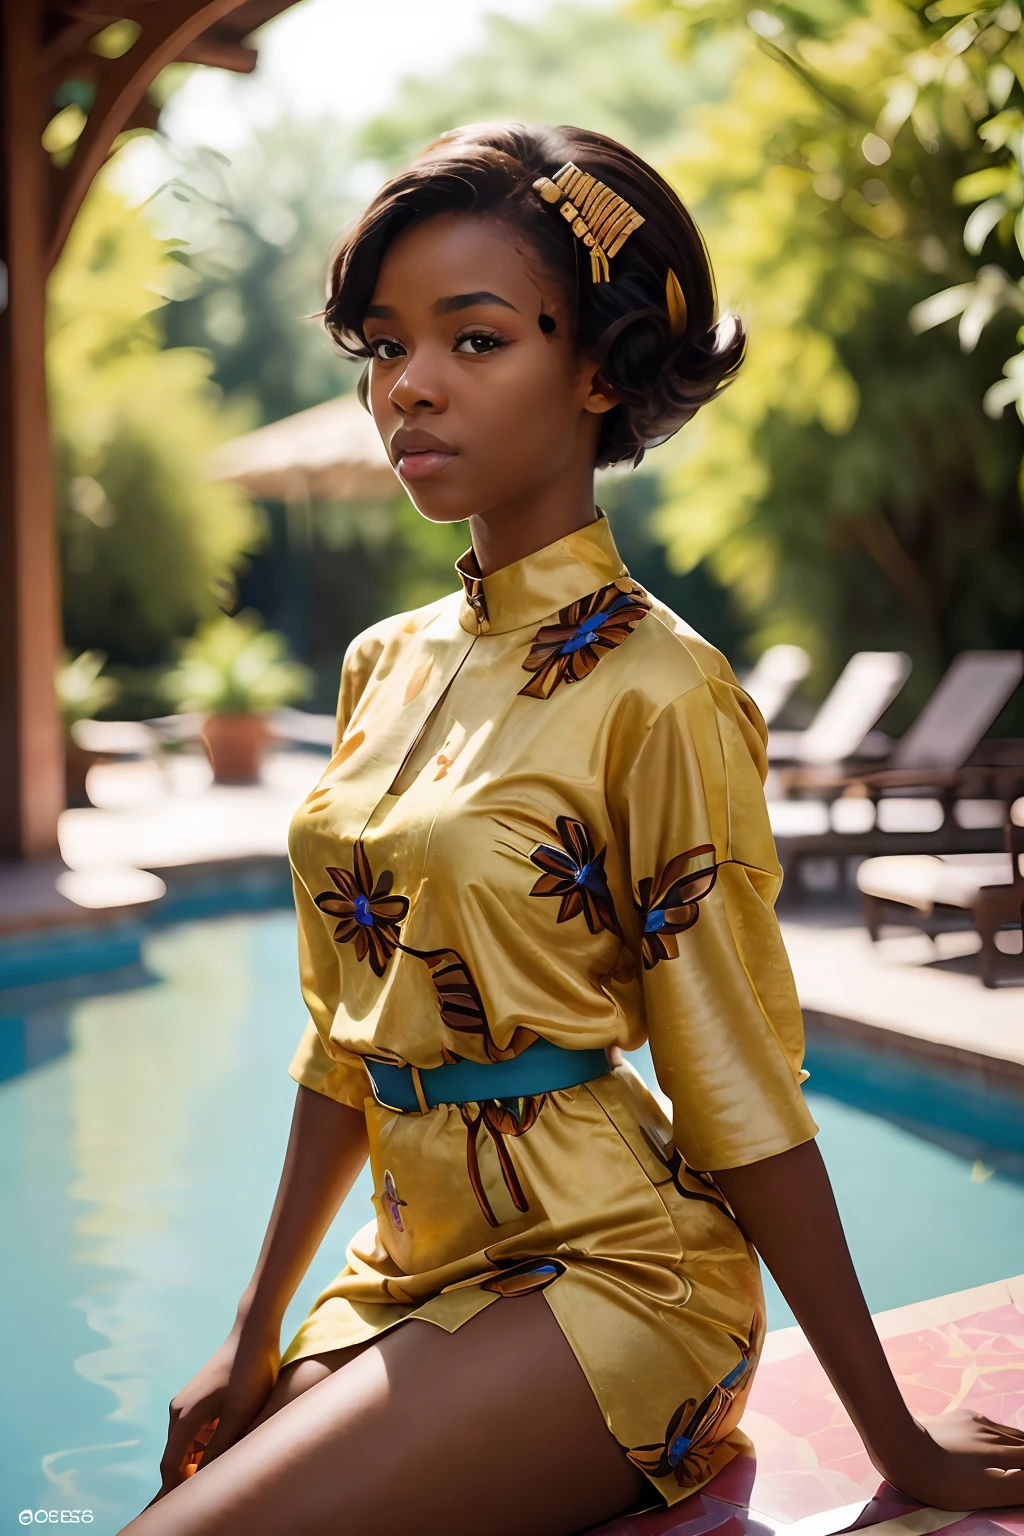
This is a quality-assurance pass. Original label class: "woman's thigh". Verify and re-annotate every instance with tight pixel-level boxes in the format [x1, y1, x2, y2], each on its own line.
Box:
[245, 1341, 368, 1430]
[121, 1293, 650, 1536]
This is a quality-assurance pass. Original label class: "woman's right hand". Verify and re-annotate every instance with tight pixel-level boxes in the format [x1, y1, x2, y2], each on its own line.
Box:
[151, 1316, 281, 1502]
[147, 1089, 369, 1504]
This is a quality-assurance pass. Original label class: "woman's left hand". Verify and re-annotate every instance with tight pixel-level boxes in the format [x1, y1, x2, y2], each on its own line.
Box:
[714, 1147, 1024, 1516]
[882, 1411, 1024, 1511]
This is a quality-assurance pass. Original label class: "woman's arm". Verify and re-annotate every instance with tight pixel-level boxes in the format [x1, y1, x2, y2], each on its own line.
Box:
[234, 1084, 368, 1338]
[714, 1140, 1024, 1510]
[156, 1086, 368, 1494]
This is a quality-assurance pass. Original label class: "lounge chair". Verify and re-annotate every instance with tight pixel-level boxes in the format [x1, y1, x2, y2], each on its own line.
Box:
[768, 652, 1024, 891]
[740, 643, 811, 726]
[884, 650, 1024, 773]
[780, 650, 1024, 797]
[857, 797, 1024, 987]
[767, 651, 911, 765]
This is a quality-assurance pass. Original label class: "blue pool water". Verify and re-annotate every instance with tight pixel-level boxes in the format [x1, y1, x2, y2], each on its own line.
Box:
[2, 910, 1022, 1533]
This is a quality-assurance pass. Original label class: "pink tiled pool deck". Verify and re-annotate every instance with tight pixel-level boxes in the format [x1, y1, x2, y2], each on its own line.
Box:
[594, 1274, 1024, 1536]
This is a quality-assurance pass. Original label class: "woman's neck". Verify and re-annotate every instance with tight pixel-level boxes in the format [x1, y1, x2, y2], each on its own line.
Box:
[467, 477, 599, 578]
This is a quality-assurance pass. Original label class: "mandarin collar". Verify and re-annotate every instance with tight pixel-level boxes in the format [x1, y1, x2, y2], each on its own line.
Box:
[455, 513, 628, 635]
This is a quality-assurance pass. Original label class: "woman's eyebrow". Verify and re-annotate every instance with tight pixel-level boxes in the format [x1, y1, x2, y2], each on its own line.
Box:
[434, 291, 519, 315]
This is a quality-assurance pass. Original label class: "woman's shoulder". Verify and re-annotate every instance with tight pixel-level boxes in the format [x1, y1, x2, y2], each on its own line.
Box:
[628, 590, 746, 699]
[620, 588, 768, 760]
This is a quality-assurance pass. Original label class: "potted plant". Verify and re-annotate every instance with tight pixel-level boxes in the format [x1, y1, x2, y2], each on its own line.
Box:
[56, 649, 122, 806]
[163, 612, 312, 785]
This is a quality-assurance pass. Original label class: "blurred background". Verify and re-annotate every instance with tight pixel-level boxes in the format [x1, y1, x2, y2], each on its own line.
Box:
[49, 0, 1024, 724]
[3, 0, 1024, 1529]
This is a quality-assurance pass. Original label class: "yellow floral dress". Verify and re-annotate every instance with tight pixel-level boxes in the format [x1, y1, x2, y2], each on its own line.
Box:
[282, 513, 817, 1506]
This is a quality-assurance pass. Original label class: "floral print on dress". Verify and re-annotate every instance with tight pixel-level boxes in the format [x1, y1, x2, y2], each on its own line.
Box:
[413, 947, 535, 1065]
[519, 579, 651, 699]
[382, 1169, 407, 1232]
[481, 1257, 565, 1297]
[314, 843, 409, 977]
[626, 1335, 755, 1488]
[529, 816, 622, 938]
[317, 852, 534, 1063]
[635, 844, 719, 970]
[460, 1095, 544, 1226]
[662, 1146, 738, 1225]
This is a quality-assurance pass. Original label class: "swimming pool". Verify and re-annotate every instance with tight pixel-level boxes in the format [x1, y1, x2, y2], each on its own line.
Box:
[2, 910, 1022, 1533]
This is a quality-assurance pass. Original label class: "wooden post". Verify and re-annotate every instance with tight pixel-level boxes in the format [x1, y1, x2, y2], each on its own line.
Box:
[0, 0, 65, 858]
[0, 0, 286, 861]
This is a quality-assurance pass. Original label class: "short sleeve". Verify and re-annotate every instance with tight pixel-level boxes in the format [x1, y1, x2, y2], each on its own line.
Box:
[287, 871, 373, 1109]
[621, 677, 817, 1171]
[287, 634, 384, 1111]
[288, 1019, 370, 1108]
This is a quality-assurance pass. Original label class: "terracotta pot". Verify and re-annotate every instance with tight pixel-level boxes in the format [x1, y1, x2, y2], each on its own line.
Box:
[201, 713, 267, 785]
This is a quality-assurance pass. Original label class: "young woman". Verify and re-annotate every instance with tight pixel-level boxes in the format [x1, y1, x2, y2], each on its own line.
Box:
[123, 123, 1024, 1536]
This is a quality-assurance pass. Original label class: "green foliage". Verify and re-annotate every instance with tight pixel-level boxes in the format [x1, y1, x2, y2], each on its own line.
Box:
[49, 170, 259, 672]
[317, 492, 471, 622]
[159, 122, 361, 426]
[55, 649, 121, 733]
[163, 611, 312, 715]
[357, 4, 724, 171]
[895, 3, 1024, 433]
[644, 0, 1024, 711]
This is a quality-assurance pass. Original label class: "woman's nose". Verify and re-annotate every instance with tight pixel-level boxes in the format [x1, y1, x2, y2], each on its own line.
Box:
[388, 354, 447, 415]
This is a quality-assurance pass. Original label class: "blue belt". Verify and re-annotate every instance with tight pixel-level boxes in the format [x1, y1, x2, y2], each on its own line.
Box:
[363, 1038, 611, 1113]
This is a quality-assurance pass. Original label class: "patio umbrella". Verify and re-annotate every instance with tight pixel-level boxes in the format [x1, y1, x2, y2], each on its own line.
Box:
[209, 391, 397, 503]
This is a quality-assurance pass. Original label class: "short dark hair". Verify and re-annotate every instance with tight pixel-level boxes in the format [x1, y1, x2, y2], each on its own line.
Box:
[325, 122, 745, 468]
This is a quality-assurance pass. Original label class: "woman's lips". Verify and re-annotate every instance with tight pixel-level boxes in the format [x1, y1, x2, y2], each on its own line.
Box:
[396, 448, 456, 481]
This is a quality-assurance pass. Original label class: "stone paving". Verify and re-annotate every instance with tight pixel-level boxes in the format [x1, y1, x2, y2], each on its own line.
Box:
[593, 1274, 1024, 1536]
[0, 750, 322, 935]
[781, 915, 1024, 1074]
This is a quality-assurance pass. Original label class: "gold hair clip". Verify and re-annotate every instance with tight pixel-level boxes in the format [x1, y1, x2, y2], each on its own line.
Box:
[665, 267, 688, 342]
[532, 162, 644, 282]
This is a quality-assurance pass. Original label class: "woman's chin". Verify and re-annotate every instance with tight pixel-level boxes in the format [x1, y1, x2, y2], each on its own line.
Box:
[404, 486, 476, 525]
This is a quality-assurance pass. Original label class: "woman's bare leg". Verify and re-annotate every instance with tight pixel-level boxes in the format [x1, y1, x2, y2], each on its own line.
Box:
[245, 1341, 369, 1430]
[120, 1293, 650, 1536]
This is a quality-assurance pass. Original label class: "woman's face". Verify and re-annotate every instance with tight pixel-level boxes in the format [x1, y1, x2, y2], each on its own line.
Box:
[362, 212, 613, 524]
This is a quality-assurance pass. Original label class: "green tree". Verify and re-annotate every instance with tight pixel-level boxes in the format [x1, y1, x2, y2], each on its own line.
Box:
[160, 120, 360, 426]
[645, 0, 1024, 716]
[888, 3, 1024, 436]
[358, 3, 726, 172]
[50, 170, 258, 693]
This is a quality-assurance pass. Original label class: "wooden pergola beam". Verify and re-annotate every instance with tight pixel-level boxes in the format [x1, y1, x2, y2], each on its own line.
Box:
[177, 33, 257, 71]
[46, 0, 249, 270]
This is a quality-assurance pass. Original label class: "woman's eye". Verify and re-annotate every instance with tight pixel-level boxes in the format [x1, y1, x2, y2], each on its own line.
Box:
[454, 332, 504, 355]
[370, 338, 405, 362]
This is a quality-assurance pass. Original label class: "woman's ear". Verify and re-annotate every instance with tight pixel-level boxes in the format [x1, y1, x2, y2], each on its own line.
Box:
[583, 368, 620, 417]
